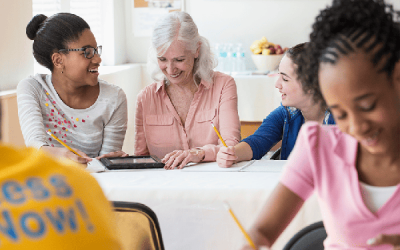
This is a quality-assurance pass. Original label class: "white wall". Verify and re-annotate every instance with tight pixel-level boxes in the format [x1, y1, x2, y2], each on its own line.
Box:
[124, 0, 152, 65]
[3, 0, 400, 84]
[102, 0, 129, 66]
[124, 0, 333, 68]
[124, 0, 400, 69]
[188, 0, 332, 70]
[113, 0, 128, 65]
[0, 0, 34, 90]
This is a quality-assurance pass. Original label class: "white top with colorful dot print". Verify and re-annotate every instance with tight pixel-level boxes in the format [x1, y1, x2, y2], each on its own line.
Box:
[17, 74, 128, 158]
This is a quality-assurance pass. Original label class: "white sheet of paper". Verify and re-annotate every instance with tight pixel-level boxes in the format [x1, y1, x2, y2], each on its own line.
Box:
[240, 160, 286, 172]
[182, 161, 253, 172]
[86, 158, 106, 173]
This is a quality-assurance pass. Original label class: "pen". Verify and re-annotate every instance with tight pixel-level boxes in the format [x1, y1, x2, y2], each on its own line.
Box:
[46, 130, 83, 157]
[211, 122, 227, 147]
[224, 202, 257, 250]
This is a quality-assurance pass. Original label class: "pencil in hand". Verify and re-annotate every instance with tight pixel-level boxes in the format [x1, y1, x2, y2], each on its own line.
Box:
[224, 201, 257, 249]
[46, 130, 83, 157]
[211, 122, 227, 147]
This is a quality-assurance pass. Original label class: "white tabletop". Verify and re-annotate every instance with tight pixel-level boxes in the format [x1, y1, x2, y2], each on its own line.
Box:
[92, 160, 322, 250]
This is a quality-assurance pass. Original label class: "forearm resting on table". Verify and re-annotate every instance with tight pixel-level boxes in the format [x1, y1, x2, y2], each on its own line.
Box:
[235, 142, 253, 162]
[248, 183, 305, 248]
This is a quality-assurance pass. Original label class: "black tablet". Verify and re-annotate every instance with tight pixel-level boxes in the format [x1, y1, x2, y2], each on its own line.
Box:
[100, 155, 165, 170]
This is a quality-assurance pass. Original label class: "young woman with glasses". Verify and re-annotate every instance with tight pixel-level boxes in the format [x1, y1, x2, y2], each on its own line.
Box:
[18, 13, 128, 164]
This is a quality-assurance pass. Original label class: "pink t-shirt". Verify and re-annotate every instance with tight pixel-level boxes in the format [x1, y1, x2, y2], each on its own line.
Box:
[134, 71, 241, 161]
[281, 122, 400, 250]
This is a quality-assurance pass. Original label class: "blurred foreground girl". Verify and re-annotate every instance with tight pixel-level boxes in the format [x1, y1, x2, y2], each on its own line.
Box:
[242, 0, 400, 249]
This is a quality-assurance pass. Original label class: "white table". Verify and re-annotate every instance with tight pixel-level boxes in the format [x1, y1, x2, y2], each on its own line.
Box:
[92, 161, 322, 250]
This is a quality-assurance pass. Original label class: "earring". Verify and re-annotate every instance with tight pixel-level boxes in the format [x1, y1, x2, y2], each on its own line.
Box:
[62, 67, 64, 74]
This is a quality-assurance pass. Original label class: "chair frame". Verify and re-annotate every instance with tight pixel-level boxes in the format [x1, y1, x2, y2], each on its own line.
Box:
[113, 201, 165, 250]
[270, 147, 281, 160]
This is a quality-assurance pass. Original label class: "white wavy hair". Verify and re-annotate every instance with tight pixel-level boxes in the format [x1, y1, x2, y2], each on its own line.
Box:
[147, 11, 216, 85]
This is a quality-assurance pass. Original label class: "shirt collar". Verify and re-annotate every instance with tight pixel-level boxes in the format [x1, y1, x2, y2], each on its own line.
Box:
[155, 80, 164, 92]
[333, 129, 358, 166]
[154, 77, 212, 92]
[199, 77, 212, 89]
[323, 110, 332, 125]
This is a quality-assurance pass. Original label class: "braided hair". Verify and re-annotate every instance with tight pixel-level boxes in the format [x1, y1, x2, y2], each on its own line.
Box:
[295, 0, 400, 107]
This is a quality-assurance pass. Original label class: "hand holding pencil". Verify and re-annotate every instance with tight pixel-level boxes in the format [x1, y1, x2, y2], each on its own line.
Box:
[224, 201, 260, 250]
[44, 130, 91, 164]
[211, 122, 239, 168]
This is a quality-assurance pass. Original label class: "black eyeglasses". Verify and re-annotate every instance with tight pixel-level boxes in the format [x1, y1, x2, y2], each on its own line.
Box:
[58, 45, 102, 59]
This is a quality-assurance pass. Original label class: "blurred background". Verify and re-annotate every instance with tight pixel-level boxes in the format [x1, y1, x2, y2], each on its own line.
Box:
[1, 0, 399, 152]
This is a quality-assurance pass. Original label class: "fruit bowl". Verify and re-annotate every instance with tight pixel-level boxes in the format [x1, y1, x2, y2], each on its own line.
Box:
[251, 53, 284, 72]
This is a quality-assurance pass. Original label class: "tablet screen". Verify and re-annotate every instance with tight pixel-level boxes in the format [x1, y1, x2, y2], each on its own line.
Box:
[109, 158, 157, 164]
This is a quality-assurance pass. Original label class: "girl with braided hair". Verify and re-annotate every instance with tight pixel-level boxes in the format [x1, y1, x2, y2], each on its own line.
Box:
[241, 0, 400, 249]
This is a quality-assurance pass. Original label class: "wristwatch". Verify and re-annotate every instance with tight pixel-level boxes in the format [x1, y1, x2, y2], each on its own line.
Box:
[189, 149, 205, 161]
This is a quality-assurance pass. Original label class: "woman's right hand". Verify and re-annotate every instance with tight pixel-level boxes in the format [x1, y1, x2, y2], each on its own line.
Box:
[96, 151, 129, 160]
[41, 146, 91, 164]
[217, 146, 238, 168]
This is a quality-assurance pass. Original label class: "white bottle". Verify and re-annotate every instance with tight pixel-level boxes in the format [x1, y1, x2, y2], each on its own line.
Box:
[231, 44, 239, 73]
[214, 43, 223, 72]
[236, 43, 246, 72]
[215, 43, 227, 72]
[225, 43, 235, 74]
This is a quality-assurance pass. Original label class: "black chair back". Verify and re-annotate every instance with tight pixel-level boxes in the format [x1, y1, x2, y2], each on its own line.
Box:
[270, 147, 281, 160]
[283, 221, 326, 250]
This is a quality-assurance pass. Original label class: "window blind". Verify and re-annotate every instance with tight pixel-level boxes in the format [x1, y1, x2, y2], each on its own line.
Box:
[70, 0, 103, 45]
[32, 0, 61, 17]
[32, 0, 104, 73]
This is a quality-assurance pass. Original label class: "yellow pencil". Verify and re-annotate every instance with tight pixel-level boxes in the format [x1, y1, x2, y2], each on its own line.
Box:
[224, 202, 257, 249]
[211, 122, 227, 147]
[46, 130, 83, 157]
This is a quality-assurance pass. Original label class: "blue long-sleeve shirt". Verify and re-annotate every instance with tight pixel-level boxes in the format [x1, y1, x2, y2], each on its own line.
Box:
[242, 104, 335, 160]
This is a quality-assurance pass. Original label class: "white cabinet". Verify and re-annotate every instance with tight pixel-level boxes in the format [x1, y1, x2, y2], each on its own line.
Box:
[234, 74, 281, 122]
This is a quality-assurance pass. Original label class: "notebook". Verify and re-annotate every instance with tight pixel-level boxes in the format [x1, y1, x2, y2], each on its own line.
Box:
[182, 161, 253, 172]
[182, 160, 286, 172]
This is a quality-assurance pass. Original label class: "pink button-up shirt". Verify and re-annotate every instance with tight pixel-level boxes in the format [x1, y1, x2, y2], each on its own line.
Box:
[134, 71, 241, 161]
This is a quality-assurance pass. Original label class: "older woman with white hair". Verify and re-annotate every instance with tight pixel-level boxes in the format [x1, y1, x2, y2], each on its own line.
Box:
[134, 11, 241, 169]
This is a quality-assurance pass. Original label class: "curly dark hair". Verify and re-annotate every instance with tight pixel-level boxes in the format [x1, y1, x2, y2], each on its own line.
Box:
[285, 42, 310, 95]
[295, 0, 400, 107]
[26, 13, 90, 72]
